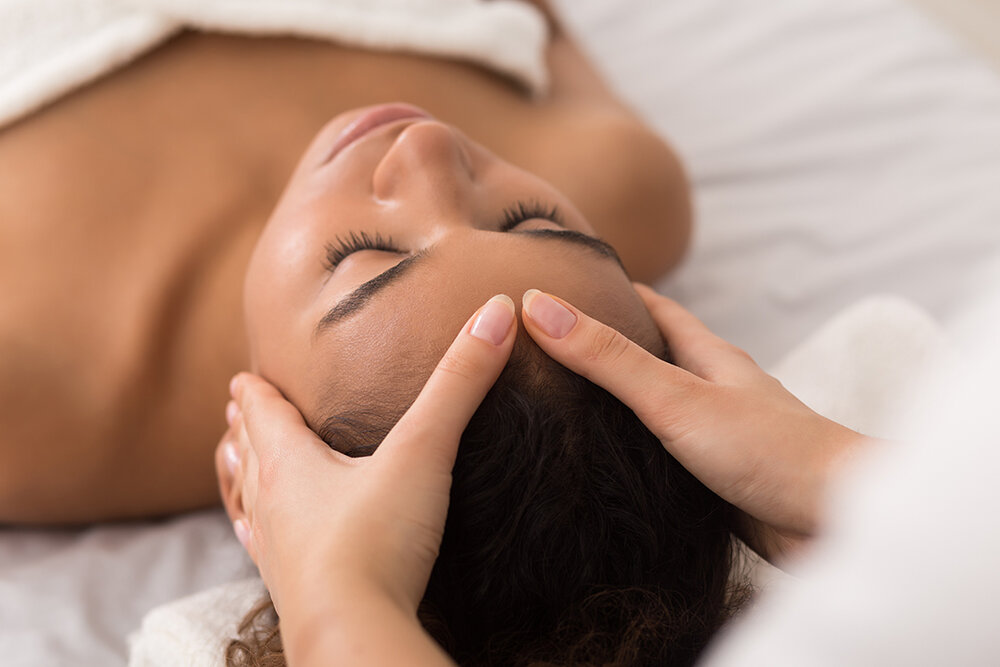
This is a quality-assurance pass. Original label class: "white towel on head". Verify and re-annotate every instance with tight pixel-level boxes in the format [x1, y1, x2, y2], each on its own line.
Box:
[0, 0, 548, 128]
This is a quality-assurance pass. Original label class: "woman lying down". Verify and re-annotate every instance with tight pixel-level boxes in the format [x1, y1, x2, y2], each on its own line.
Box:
[0, 3, 868, 665]
[213, 101, 868, 666]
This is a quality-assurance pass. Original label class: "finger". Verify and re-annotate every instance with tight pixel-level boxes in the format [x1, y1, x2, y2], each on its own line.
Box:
[227, 408, 261, 565]
[214, 423, 244, 523]
[633, 283, 760, 382]
[521, 289, 704, 423]
[233, 518, 255, 563]
[214, 400, 241, 500]
[214, 418, 258, 564]
[235, 416, 259, 530]
[380, 294, 516, 467]
[231, 372, 334, 467]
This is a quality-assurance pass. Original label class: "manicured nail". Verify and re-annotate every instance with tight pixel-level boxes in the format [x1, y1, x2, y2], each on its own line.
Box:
[223, 441, 240, 475]
[469, 295, 515, 345]
[225, 400, 239, 426]
[229, 375, 241, 398]
[233, 519, 251, 550]
[523, 289, 577, 338]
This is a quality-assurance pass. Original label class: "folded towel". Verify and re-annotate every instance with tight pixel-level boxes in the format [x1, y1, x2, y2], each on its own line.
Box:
[127, 295, 953, 666]
[0, 0, 548, 128]
[768, 294, 957, 440]
[128, 577, 268, 667]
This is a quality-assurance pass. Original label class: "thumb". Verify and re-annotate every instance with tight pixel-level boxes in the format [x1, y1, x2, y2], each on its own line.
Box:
[520, 289, 704, 427]
[378, 294, 517, 468]
[632, 283, 760, 383]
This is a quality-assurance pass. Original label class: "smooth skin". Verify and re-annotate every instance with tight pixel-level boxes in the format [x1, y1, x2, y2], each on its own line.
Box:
[0, 2, 690, 524]
[217, 287, 875, 666]
[520, 285, 872, 563]
[242, 105, 666, 448]
[219, 294, 518, 666]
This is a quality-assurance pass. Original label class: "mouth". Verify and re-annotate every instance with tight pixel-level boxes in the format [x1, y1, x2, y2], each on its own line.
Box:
[322, 103, 432, 165]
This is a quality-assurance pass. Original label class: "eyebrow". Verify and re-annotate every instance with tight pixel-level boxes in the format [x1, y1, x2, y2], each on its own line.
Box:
[314, 229, 623, 335]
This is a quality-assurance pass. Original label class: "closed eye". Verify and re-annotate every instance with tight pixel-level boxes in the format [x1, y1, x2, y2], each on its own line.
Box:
[498, 200, 565, 232]
[323, 231, 402, 272]
[322, 200, 564, 272]
[315, 221, 623, 334]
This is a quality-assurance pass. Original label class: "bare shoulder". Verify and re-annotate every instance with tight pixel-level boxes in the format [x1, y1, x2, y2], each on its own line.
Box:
[519, 1, 693, 281]
[516, 106, 692, 283]
[507, 3, 692, 282]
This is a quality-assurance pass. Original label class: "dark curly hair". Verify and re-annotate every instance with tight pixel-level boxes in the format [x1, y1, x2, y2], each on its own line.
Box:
[227, 339, 750, 666]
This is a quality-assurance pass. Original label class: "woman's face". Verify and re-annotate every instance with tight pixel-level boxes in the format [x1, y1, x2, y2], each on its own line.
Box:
[245, 104, 660, 424]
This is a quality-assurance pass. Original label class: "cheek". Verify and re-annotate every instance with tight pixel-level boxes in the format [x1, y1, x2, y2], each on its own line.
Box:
[242, 245, 272, 368]
[243, 257, 317, 389]
[243, 207, 334, 364]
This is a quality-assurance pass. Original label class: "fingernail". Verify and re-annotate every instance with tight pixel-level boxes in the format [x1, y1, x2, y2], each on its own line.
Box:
[469, 294, 515, 345]
[233, 519, 251, 550]
[224, 441, 240, 475]
[523, 289, 577, 338]
[225, 400, 239, 426]
[229, 375, 241, 398]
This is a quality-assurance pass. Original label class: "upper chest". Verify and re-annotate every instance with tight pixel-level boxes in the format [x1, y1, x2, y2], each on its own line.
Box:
[0, 33, 563, 379]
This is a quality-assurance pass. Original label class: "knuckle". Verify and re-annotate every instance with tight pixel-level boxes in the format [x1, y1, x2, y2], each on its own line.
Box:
[646, 376, 703, 423]
[761, 373, 789, 393]
[239, 390, 262, 423]
[583, 325, 632, 367]
[225, 483, 244, 518]
[433, 349, 480, 384]
[214, 430, 239, 477]
[649, 298, 674, 322]
[395, 414, 437, 442]
[213, 437, 228, 470]
[239, 379, 279, 419]
[255, 452, 282, 493]
[728, 343, 756, 363]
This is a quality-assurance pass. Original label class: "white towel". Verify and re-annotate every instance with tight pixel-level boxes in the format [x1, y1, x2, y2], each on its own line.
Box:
[127, 294, 954, 666]
[128, 577, 268, 667]
[0, 0, 548, 128]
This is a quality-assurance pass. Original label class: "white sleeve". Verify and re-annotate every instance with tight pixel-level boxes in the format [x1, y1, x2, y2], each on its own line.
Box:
[700, 285, 1000, 667]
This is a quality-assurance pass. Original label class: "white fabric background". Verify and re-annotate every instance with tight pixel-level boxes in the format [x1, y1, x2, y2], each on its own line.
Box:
[553, 0, 1000, 368]
[2, 0, 1000, 664]
[701, 267, 1000, 667]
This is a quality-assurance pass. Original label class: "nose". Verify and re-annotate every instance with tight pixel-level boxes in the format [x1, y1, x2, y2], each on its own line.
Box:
[372, 120, 475, 203]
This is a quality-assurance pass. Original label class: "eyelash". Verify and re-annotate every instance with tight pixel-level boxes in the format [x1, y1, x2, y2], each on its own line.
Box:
[498, 200, 565, 232]
[323, 199, 565, 270]
[323, 231, 401, 271]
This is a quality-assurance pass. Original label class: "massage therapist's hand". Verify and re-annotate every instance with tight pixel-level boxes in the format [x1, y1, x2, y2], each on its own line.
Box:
[215, 295, 516, 667]
[521, 286, 869, 563]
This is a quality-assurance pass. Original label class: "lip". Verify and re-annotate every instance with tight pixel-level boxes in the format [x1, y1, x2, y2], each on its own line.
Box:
[321, 103, 432, 165]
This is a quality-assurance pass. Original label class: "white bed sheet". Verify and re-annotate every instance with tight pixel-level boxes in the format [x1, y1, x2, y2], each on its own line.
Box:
[3, 0, 1000, 664]
[555, 0, 1000, 368]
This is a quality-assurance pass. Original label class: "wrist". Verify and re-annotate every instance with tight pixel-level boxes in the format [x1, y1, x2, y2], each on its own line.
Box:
[281, 585, 451, 667]
[276, 541, 409, 612]
[803, 423, 876, 531]
[826, 426, 874, 475]
[282, 581, 394, 654]
[282, 568, 412, 630]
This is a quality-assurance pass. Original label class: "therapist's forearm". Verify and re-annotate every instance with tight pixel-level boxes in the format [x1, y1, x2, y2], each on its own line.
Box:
[281, 587, 456, 667]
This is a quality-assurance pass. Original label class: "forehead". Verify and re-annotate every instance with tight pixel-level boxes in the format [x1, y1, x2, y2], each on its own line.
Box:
[278, 234, 656, 426]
